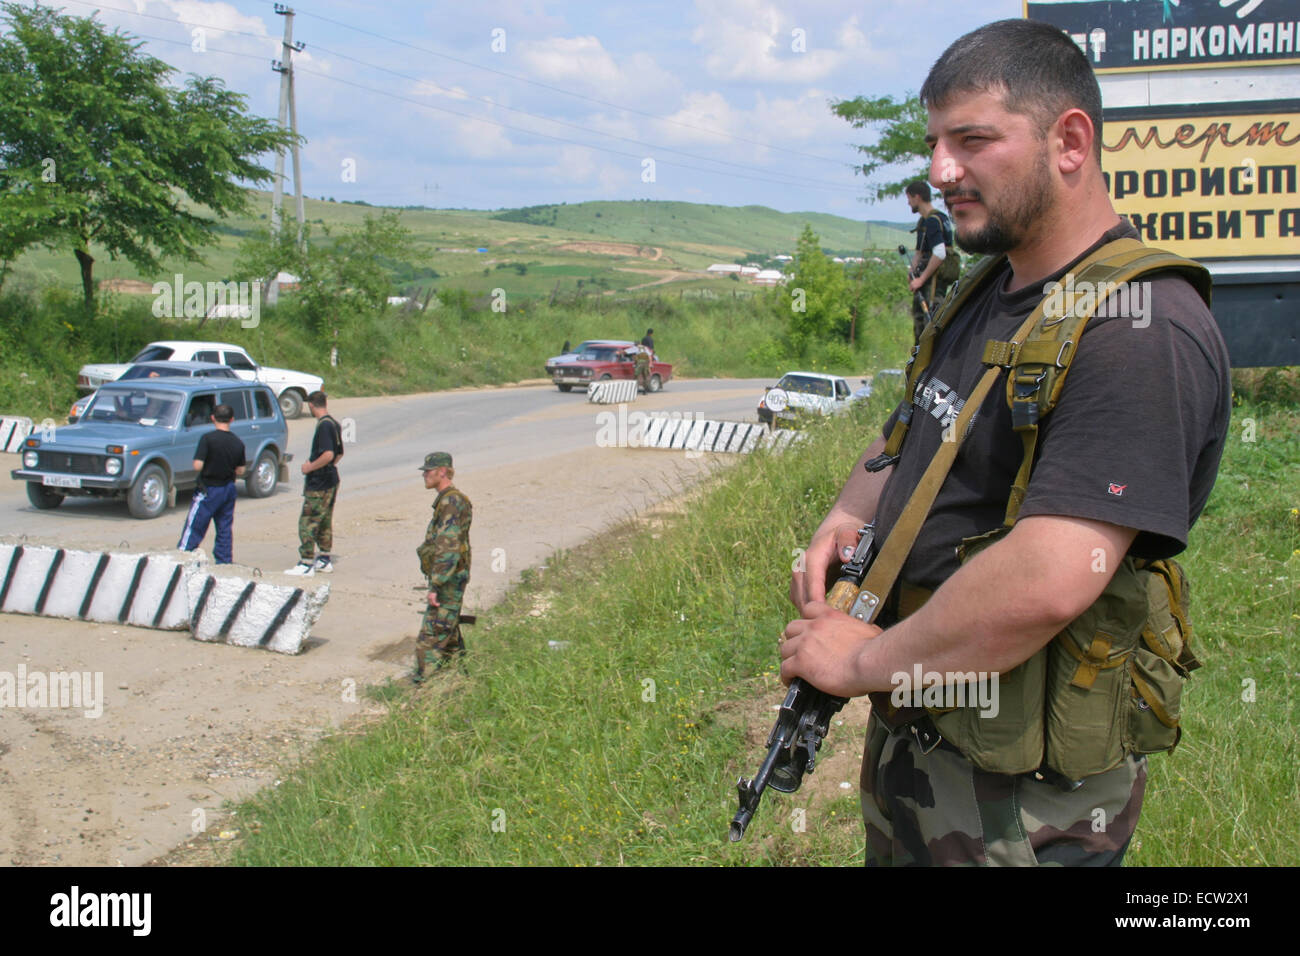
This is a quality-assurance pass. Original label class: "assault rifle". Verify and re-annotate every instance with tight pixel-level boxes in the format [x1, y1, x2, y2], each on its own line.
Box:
[729, 524, 879, 841]
[899, 244, 932, 324]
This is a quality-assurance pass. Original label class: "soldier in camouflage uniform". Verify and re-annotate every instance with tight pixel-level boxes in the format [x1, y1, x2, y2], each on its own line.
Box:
[414, 452, 472, 680]
[779, 20, 1229, 866]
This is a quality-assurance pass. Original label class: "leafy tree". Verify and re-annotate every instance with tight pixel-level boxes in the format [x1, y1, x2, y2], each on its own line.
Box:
[0, 3, 296, 309]
[781, 225, 849, 351]
[831, 93, 931, 201]
[234, 211, 413, 332]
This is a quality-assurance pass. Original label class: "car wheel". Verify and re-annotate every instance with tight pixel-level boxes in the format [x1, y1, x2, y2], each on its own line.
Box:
[557, 384, 573, 392]
[127, 464, 169, 519]
[279, 389, 304, 419]
[648, 374, 662, 393]
[598, 374, 612, 381]
[26, 482, 64, 510]
[246, 449, 278, 499]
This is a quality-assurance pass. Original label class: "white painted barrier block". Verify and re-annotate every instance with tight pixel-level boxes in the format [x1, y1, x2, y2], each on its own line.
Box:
[715, 421, 736, 450]
[740, 425, 764, 453]
[700, 420, 721, 450]
[587, 380, 638, 404]
[0, 543, 197, 629]
[1, 417, 33, 454]
[185, 567, 329, 655]
[656, 418, 680, 448]
[643, 415, 666, 447]
[683, 419, 707, 451]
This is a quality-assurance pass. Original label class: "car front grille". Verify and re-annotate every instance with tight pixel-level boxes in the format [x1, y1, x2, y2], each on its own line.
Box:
[37, 451, 107, 475]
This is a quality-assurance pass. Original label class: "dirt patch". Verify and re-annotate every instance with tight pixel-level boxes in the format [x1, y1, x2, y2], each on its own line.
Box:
[555, 241, 663, 260]
[99, 279, 156, 294]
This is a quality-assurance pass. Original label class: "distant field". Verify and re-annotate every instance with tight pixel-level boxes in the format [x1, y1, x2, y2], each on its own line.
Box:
[9, 195, 911, 301]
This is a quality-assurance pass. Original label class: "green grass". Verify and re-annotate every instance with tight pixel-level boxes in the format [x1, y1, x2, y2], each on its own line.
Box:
[223, 385, 1298, 866]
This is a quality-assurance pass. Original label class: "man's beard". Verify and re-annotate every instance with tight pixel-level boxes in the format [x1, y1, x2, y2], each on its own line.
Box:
[945, 149, 1052, 256]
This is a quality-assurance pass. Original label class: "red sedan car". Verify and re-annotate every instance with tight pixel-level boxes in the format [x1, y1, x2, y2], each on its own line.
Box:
[545, 340, 673, 393]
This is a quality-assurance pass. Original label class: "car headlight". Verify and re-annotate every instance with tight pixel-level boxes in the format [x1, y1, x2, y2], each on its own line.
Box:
[23, 450, 38, 468]
[105, 458, 122, 476]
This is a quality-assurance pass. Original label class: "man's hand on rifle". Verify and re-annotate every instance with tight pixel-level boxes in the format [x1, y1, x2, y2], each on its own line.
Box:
[790, 521, 862, 611]
[779, 601, 882, 698]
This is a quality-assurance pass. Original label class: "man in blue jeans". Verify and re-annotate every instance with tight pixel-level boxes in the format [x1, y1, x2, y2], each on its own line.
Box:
[178, 404, 247, 564]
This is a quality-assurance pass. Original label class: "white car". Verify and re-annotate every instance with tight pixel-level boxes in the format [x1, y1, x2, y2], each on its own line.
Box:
[77, 341, 324, 418]
[757, 371, 864, 427]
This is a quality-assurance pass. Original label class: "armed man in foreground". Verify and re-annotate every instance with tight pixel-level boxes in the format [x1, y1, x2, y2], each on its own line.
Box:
[779, 19, 1230, 865]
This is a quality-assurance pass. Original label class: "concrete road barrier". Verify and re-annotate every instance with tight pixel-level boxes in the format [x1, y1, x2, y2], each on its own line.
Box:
[639, 418, 802, 454]
[588, 380, 639, 404]
[186, 566, 329, 655]
[0, 543, 196, 629]
[1, 417, 33, 453]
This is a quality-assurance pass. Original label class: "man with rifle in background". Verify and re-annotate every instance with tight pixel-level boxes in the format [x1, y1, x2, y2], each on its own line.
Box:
[762, 19, 1229, 865]
[905, 180, 960, 345]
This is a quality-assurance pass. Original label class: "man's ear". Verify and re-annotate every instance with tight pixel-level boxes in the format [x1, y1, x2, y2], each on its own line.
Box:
[1054, 107, 1093, 175]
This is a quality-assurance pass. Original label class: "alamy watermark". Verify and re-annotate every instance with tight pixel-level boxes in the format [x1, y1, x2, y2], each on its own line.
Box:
[0, 665, 104, 718]
[595, 405, 704, 459]
[890, 664, 1000, 718]
[1041, 274, 1151, 328]
[151, 274, 261, 328]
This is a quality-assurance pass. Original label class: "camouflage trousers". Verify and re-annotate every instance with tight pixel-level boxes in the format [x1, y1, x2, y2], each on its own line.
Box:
[416, 582, 467, 675]
[298, 487, 337, 562]
[859, 714, 1146, 866]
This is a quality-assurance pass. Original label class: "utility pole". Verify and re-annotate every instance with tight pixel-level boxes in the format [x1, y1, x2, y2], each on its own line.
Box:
[270, 4, 306, 249]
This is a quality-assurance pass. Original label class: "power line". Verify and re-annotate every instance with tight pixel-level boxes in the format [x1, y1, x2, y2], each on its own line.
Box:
[284, 2, 852, 167]
[291, 64, 863, 194]
[306, 40, 852, 192]
[62, 0, 859, 192]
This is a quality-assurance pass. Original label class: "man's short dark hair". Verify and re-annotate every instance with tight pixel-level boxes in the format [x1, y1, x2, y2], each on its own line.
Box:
[920, 19, 1103, 160]
[905, 181, 931, 201]
[213, 404, 234, 423]
[307, 391, 327, 408]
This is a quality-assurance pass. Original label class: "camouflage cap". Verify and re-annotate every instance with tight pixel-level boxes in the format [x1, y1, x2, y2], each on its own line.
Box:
[419, 451, 453, 471]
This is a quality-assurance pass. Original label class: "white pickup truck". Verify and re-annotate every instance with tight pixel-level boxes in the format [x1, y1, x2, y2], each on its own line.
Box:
[78, 340, 324, 418]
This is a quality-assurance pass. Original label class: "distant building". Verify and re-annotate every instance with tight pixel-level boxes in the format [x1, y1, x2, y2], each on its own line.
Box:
[706, 263, 744, 274]
[751, 269, 786, 286]
[772, 254, 793, 262]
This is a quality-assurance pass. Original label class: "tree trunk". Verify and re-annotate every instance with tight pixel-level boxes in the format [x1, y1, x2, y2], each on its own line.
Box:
[75, 248, 95, 313]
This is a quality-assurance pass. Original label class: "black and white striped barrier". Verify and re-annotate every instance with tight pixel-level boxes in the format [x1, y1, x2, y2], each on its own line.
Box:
[1, 416, 33, 453]
[588, 380, 639, 404]
[640, 418, 802, 454]
[186, 567, 329, 655]
[0, 543, 195, 629]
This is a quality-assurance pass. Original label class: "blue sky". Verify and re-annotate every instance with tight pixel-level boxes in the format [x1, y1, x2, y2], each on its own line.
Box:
[41, 1, 1025, 221]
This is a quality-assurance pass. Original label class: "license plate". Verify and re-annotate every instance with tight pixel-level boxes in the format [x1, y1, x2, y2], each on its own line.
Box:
[43, 475, 81, 489]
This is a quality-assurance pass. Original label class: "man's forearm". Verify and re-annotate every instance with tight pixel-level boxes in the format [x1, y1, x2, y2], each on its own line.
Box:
[817, 436, 893, 534]
[305, 450, 335, 473]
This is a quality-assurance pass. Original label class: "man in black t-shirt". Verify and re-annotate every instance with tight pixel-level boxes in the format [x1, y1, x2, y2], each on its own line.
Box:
[286, 391, 343, 576]
[178, 404, 247, 564]
[780, 20, 1229, 866]
[906, 181, 958, 345]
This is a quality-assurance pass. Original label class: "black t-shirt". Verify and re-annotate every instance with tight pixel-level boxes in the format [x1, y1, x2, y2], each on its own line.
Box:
[305, 415, 342, 491]
[874, 221, 1231, 590]
[194, 430, 247, 487]
[914, 213, 947, 272]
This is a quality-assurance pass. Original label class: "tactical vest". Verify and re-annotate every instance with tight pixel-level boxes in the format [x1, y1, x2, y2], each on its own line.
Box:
[862, 237, 1211, 779]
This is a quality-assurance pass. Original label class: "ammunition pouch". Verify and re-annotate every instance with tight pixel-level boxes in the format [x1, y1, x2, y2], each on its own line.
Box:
[894, 529, 1199, 778]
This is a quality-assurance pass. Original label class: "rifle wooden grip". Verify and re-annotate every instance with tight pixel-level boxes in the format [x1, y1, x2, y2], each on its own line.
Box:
[826, 580, 861, 614]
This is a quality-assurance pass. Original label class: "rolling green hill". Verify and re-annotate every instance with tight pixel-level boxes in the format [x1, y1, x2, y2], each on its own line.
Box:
[8, 195, 910, 299]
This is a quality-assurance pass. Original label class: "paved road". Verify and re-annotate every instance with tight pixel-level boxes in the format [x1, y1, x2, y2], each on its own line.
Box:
[0, 378, 779, 865]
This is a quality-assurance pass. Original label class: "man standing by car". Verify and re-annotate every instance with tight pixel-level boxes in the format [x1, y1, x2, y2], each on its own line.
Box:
[414, 452, 472, 681]
[178, 404, 246, 564]
[286, 391, 342, 576]
[906, 181, 960, 344]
